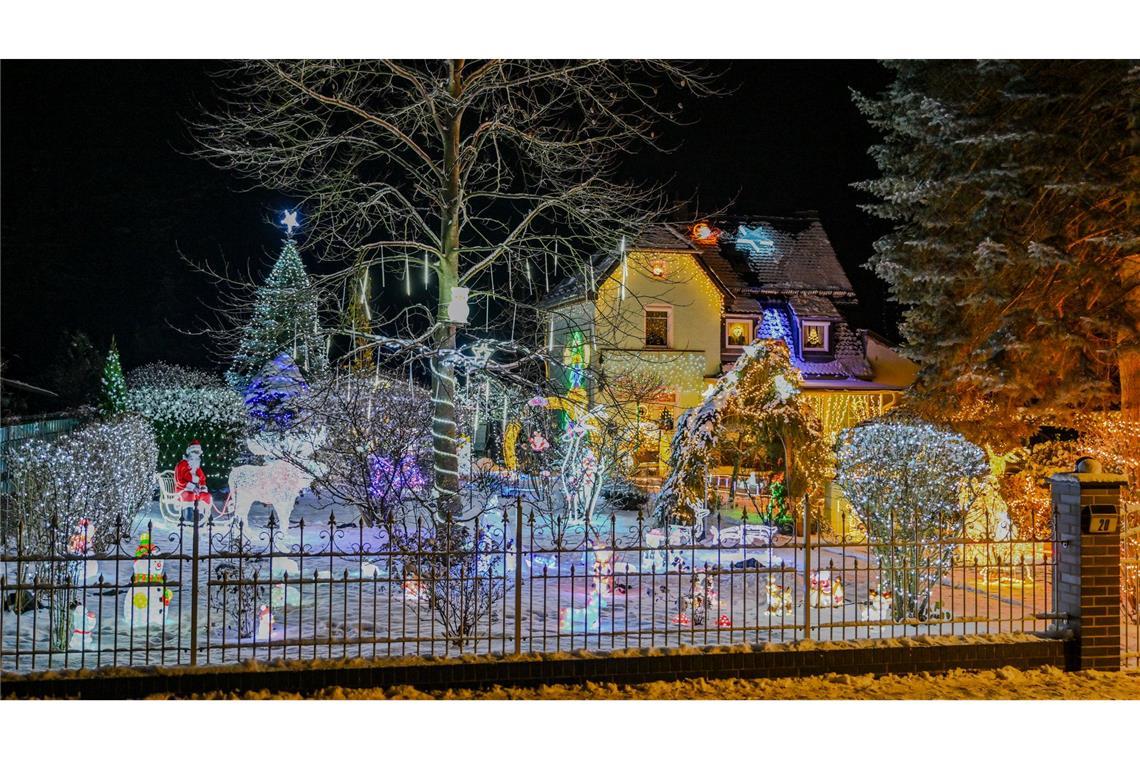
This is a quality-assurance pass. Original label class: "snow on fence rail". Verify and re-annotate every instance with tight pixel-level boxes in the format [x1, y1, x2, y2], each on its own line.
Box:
[0, 500, 1066, 674]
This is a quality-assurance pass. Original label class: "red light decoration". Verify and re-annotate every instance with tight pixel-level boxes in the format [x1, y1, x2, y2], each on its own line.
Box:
[690, 222, 721, 246]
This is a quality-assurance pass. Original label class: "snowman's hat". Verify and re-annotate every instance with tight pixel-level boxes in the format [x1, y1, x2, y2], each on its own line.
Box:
[134, 532, 157, 558]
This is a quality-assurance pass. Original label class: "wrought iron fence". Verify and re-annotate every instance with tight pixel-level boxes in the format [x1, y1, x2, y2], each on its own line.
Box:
[1, 497, 1063, 674]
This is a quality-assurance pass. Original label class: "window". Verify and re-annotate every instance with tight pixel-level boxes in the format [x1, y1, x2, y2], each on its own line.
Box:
[725, 318, 753, 348]
[645, 307, 671, 348]
[801, 321, 830, 352]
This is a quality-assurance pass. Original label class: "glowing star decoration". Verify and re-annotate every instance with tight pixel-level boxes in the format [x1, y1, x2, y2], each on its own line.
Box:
[470, 341, 494, 367]
[447, 286, 471, 324]
[690, 221, 721, 246]
[733, 224, 775, 254]
[281, 210, 300, 236]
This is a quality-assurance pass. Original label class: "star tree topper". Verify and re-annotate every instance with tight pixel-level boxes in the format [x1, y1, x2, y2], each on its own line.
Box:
[281, 209, 300, 237]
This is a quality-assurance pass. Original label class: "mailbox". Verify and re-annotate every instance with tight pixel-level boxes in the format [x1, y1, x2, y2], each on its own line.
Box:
[1081, 503, 1119, 534]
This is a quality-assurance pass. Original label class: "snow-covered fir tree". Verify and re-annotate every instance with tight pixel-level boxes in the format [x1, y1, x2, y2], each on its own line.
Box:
[243, 352, 309, 432]
[99, 336, 127, 417]
[227, 238, 328, 391]
[655, 340, 831, 525]
[854, 61, 1139, 444]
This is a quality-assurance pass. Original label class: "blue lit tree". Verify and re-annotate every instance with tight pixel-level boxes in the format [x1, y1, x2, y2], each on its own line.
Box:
[243, 352, 308, 432]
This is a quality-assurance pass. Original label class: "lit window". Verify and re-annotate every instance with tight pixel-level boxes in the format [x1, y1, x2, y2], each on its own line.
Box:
[645, 309, 670, 347]
[801, 321, 830, 352]
[725, 318, 753, 348]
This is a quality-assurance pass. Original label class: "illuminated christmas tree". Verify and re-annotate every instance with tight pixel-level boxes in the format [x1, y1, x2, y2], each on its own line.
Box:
[99, 336, 127, 417]
[227, 234, 327, 391]
[243, 353, 309, 431]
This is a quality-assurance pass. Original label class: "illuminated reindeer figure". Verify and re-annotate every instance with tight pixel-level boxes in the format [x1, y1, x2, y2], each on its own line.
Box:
[227, 431, 328, 537]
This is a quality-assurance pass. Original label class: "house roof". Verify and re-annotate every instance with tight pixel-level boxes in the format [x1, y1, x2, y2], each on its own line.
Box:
[542, 214, 856, 307]
[700, 215, 855, 295]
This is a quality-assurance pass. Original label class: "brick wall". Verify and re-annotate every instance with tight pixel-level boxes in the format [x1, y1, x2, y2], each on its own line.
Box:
[3, 637, 1070, 699]
[1051, 466, 1126, 671]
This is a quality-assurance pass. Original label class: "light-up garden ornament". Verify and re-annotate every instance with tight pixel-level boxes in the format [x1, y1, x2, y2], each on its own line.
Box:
[228, 433, 328, 537]
[68, 518, 101, 585]
[690, 221, 721, 246]
[70, 602, 97, 652]
[447, 285, 471, 324]
[122, 533, 173, 628]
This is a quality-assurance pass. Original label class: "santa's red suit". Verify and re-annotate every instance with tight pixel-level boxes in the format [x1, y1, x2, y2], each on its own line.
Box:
[174, 452, 213, 505]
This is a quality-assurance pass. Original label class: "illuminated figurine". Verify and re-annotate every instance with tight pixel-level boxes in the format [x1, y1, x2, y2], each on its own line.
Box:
[765, 579, 795, 616]
[860, 588, 894, 622]
[122, 533, 173, 627]
[808, 571, 845, 608]
[174, 440, 212, 511]
[70, 602, 97, 651]
[68, 518, 101, 585]
[256, 605, 274, 640]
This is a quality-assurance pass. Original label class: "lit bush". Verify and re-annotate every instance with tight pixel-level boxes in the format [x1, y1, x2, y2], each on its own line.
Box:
[126, 362, 249, 486]
[4, 416, 157, 649]
[835, 419, 987, 621]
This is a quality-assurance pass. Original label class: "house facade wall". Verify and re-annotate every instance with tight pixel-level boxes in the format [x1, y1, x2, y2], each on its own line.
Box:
[592, 250, 723, 412]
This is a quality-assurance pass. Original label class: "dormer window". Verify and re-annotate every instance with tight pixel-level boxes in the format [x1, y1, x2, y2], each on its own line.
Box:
[725, 318, 753, 348]
[801, 320, 830, 353]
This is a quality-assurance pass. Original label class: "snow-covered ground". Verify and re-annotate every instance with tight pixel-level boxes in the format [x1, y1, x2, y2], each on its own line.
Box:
[0, 490, 1116, 674]
[153, 666, 1140, 700]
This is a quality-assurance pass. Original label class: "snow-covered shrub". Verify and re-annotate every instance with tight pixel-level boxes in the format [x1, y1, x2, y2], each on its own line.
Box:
[600, 476, 648, 512]
[126, 362, 249, 483]
[835, 419, 987, 621]
[403, 520, 508, 649]
[4, 417, 157, 649]
[206, 528, 266, 639]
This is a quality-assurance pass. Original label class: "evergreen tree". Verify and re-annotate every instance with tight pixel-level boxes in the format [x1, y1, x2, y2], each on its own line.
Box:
[243, 352, 309, 431]
[227, 238, 328, 391]
[855, 61, 1139, 444]
[99, 337, 127, 417]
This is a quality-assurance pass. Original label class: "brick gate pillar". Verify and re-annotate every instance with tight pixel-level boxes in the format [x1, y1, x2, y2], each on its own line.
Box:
[1050, 457, 1126, 671]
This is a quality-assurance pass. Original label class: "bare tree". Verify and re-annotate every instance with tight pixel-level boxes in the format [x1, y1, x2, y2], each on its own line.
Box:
[277, 371, 434, 527]
[194, 60, 719, 517]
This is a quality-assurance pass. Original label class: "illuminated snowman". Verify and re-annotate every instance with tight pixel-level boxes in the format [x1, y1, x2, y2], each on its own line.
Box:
[122, 533, 173, 628]
[70, 601, 97, 651]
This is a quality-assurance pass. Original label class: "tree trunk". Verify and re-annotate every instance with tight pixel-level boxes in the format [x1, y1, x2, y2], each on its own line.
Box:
[1120, 253, 1140, 424]
[431, 61, 464, 518]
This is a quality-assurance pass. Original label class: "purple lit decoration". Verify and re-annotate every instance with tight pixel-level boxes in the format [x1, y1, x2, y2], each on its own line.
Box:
[368, 452, 427, 502]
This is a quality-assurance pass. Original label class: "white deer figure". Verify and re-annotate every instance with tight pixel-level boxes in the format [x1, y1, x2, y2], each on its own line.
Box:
[228, 431, 328, 537]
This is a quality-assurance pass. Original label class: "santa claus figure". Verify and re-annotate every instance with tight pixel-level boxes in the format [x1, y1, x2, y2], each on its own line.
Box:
[175, 440, 213, 509]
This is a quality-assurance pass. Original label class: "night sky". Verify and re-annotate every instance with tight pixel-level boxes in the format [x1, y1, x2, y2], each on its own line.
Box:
[1, 60, 895, 393]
